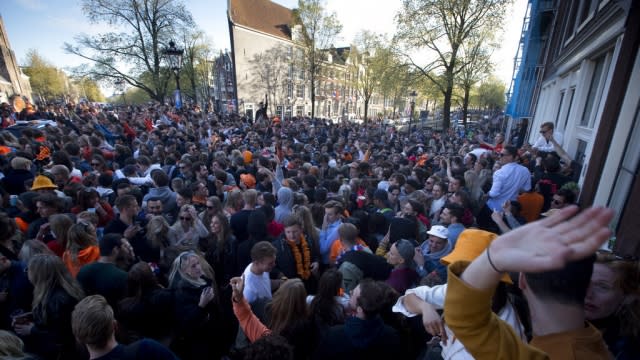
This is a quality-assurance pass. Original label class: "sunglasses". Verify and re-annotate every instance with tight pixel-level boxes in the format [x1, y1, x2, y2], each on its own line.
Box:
[91, 163, 100, 166]
[180, 216, 192, 221]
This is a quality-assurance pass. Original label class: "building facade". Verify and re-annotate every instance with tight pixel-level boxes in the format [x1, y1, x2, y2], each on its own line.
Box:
[212, 50, 237, 115]
[510, 0, 639, 254]
[228, 0, 385, 121]
[0, 15, 32, 103]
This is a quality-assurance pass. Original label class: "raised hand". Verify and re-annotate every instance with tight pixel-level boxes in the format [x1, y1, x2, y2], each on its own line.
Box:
[489, 206, 614, 274]
[230, 276, 245, 303]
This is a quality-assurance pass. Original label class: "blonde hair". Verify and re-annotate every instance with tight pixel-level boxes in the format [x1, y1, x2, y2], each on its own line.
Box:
[71, 295, 114, 348]
[49, 214, 74, 250]
[168, 251, 207, 288]
[18, 239, 54, 262]
[66, 222, 97, 263]
[0, 330, 26, 356]
[267, 279, 308, 334]
[10, 157, 31, 171]
[146, 215, 171, 249]
[293, 205, 319, 251]
[28, 254, 84, 323]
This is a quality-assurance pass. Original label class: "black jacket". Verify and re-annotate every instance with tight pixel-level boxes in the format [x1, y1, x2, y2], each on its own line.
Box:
[25, 287, 80, 360]
[315, 316, 401, 360]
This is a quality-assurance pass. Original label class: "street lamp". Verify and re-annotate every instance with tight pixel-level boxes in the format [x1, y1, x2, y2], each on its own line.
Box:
[409, 90, 417, 136]
[114, 79, 126, 104]
[163, 40, 184, 109]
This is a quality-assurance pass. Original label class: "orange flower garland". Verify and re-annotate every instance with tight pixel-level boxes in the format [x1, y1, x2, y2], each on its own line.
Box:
[286, 234, 311, 280]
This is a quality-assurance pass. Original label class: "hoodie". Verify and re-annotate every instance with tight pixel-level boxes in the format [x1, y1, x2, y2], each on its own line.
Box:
[63, 245, 100, 277]
[275, 187, 294, 223]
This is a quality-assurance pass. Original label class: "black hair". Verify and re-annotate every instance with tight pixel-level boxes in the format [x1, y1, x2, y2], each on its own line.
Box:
[524, 255, 596, 306]
[99, 233, 122, 256]
[443, 202, 465, 221]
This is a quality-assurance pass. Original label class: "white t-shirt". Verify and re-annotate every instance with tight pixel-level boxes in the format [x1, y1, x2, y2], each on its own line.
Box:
[242, 263, 272, 304]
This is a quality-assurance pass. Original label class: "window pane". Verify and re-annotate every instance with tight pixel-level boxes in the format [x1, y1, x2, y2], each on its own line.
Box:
[562, 88, 575, 131]
[580, 56, 606, 127]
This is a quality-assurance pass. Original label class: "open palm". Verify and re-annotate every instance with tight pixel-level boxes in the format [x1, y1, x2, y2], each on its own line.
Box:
[490, 206, 614, 273]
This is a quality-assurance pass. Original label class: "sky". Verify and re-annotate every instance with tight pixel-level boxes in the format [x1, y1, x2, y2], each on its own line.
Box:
[1, 0, 527, 86]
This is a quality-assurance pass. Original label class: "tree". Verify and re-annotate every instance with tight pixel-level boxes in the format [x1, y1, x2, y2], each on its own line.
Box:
[179, 30, 215, 106]
[379, 55, 412, 119]
[246, 44, 292, 118]
[293, 0, 342, 120]
[71, 77, 105, 102]
[352, 31, 396, 123]
[64, 0, 196, 102]
[456, 31, 494, 128]
[394, 0, 510, 129]
[474, 76, 506, 111]
[22, 50, 66, 103]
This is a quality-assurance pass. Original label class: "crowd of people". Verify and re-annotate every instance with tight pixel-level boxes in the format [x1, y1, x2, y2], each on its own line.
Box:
[0, 99, 637, 360]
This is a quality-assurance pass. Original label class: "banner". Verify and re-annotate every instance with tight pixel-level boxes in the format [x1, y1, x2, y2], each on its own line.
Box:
[174, 90, 182, 109]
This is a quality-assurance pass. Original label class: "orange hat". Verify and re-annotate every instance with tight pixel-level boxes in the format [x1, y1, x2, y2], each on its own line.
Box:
[240, 173, 256, 188]
[31, 175, 57, 191]
[441, 229, 512, 284]
[243, 150, 253, 165]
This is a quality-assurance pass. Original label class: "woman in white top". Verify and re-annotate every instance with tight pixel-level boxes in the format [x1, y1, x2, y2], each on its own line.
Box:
[170, 204, 209, 249]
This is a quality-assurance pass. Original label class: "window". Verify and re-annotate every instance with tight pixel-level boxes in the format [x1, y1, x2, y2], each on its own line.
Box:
[575, 139, 588, 177]
[579, 0, 599, 24]
[562, 88, 575, 131]
[563, 1, 579, 43]
[296, 105, 304, 116]
[287, 83, 293, 98]
[608, 103, 640, 221]
[555, 91, 566, 125]
[296, 84, 305, 98]
[276, 106, 283, 118]
[580, 55, 607, 127]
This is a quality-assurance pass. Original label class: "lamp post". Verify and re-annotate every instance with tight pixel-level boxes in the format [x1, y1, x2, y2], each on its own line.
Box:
[114, 79, 126, 105]
[409, 90, 417, 136]
[163, 40, 184, 109]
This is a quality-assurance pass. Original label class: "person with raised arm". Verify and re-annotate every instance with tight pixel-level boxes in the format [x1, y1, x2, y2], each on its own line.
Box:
[444, 206, 615, 359]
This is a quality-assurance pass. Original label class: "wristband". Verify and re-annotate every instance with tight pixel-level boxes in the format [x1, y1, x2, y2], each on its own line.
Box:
[486, 245, 503, 273]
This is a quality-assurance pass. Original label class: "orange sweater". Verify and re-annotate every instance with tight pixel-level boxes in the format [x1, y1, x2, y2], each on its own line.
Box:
[232, 298, 271, 342]
[63, 245, 100, 277]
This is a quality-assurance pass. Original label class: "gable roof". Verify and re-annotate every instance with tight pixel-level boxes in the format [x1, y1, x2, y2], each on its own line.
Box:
[228, 0, 292, 41]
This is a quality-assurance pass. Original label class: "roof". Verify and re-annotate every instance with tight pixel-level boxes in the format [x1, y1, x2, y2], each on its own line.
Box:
[228, 0, 292, 41]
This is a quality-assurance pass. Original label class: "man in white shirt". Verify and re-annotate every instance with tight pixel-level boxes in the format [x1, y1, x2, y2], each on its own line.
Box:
[235, 241, 278, 350]
[486, 146, 531, 211]
[242, 241, 278, 304]
[532, 121, 563, 153]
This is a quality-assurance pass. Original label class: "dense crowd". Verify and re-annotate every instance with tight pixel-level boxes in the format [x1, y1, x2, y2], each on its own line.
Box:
[0, 99, 637, 360]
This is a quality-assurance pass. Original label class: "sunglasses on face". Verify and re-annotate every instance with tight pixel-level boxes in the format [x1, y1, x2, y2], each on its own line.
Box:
[180, 216, 192, 221]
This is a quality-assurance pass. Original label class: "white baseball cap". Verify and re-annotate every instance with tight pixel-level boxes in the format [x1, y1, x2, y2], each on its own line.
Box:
[427, 225, 449, 239]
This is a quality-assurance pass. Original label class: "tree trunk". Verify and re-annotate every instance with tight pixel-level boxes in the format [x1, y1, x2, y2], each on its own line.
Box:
[462, 85, 471, 129]
[442, 85, 453, 130]
[364, 97, 369, 125]
[190, 74, 198, 105]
